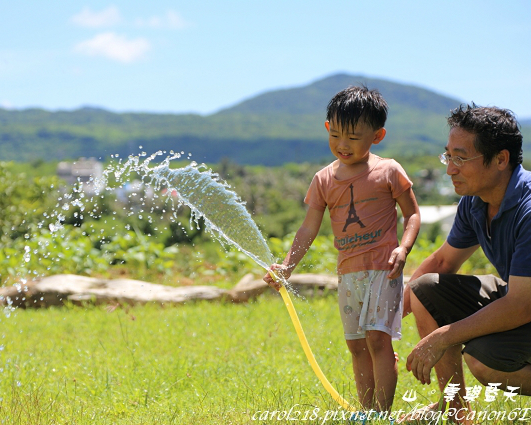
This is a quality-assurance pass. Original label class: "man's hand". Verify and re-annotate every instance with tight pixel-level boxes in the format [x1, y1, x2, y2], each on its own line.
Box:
[406, 327, 449, 385]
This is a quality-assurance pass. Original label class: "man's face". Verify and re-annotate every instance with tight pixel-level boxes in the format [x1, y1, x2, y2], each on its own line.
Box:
[444, 127, 496, 198]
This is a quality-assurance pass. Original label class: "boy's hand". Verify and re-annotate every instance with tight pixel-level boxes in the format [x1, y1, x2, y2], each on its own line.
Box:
[263, 264, 290, 291]
[387, 246, 408, 279]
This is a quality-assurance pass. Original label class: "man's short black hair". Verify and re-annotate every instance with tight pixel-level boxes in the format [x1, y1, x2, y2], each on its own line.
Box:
[326, 85, 388, 131]
[448, 104, 523, 169]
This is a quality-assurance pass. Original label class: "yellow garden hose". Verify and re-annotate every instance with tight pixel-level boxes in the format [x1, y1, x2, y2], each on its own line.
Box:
[278, 284, 357, 413]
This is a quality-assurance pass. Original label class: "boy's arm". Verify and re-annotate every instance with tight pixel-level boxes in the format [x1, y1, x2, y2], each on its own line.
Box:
[263, 206, 325, 289]
[388, 187, 421, 279]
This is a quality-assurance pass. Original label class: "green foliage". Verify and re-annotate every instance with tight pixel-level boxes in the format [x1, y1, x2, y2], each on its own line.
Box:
[405, 234, 497, 276]
[1, 227, 105, 280]
[0, 223, 215, 287]
[97, 230, 180, 275]
[215, 160, 325, 238]
[268, 234, 338, 274]
[0, 162, 61, 244]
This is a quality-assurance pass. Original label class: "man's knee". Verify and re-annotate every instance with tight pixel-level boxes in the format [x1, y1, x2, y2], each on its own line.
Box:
[408, 274, 441, 335]
[409, 273, 438, 312]
[410, 273, 439, 287]
[464, 353, 495, 385]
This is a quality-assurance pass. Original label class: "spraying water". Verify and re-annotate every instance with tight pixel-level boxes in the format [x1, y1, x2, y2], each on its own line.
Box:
[145, 156, 275, 270]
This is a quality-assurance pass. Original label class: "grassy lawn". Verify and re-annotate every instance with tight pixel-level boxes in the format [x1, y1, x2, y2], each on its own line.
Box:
[0, 294, 528, 424]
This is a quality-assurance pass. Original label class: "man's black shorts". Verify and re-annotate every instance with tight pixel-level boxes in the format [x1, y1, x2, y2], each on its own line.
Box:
[409, 273, 531, 373]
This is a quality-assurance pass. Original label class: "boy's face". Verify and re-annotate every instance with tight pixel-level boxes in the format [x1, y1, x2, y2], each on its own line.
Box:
[325, 120, 385, 166]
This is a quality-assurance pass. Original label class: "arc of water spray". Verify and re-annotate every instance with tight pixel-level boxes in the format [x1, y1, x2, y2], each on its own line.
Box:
[128, 154, 357, 413]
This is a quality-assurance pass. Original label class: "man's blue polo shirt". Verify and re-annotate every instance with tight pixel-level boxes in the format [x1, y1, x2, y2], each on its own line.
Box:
[447, 165, 531, 282]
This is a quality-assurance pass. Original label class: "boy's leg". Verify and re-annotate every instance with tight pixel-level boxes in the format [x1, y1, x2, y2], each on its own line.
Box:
[365, 330, 397, 412]
[346, 338, 374, 409]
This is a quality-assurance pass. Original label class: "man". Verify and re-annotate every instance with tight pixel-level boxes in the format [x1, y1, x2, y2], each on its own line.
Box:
[403, 104, 531, 422]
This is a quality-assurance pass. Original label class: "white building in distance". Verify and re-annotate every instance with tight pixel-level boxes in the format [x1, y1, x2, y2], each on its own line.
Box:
[56, 157, 103, 195]
[418, 204, 459, 234]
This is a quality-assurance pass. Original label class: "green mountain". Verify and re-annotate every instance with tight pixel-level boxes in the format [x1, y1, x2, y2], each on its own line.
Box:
[0, 73, 529, 165]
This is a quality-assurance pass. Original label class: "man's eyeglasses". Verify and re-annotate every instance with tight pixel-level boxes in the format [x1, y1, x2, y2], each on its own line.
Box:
[438, 153, 483, 167]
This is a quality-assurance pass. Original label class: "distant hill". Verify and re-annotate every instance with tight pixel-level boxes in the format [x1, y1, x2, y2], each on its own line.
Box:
[1, 73, 529, 165]
[220, 73, 458, 116]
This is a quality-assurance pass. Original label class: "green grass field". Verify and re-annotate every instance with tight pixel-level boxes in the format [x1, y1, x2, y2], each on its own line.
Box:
[0, 294, 528, 424]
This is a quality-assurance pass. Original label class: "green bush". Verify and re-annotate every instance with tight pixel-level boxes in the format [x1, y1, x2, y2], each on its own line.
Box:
[406, 234, 497, 277]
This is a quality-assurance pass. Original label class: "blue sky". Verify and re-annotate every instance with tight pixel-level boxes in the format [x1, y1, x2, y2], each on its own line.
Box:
[1, 0, 530, 119]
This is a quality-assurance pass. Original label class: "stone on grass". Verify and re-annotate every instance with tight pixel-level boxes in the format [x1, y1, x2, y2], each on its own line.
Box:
[0, 272, 340, 309]
[0, 274, 226, 308]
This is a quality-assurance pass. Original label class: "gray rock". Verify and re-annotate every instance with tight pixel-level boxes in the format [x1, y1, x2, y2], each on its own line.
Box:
[0, 274, 226, 308]
[226, 273, 338, 302]
[227, 273, 272, 303]
[0, 272, 343, 308]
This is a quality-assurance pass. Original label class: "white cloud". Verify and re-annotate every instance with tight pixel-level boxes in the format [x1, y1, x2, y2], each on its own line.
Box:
[71, 6, 122, 28]
[166, 11, 189, 29]
[1, 100, 15, 110]
[74, 33, 150, 63]
[134, 10, 189, 29]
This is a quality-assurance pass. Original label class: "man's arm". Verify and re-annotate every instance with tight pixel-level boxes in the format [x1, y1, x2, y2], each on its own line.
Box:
[410, 240, 479, 280]
[443, 275, 531, 339]
[407, 274, 531, 384]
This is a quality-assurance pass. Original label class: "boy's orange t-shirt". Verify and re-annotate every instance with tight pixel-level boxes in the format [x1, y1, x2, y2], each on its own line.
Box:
[304, 156, 412, 275]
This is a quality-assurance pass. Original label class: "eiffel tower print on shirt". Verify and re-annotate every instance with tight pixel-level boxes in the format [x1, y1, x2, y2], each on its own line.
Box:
[342, 183, 365, 232]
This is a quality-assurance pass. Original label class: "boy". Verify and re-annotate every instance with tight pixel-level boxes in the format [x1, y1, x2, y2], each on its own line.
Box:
[264, 86, 420, 413]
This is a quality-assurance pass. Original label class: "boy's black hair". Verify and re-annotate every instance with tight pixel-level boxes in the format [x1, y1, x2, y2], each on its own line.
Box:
[448, 103, 523, 170]
[326, 85, 388, 131]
